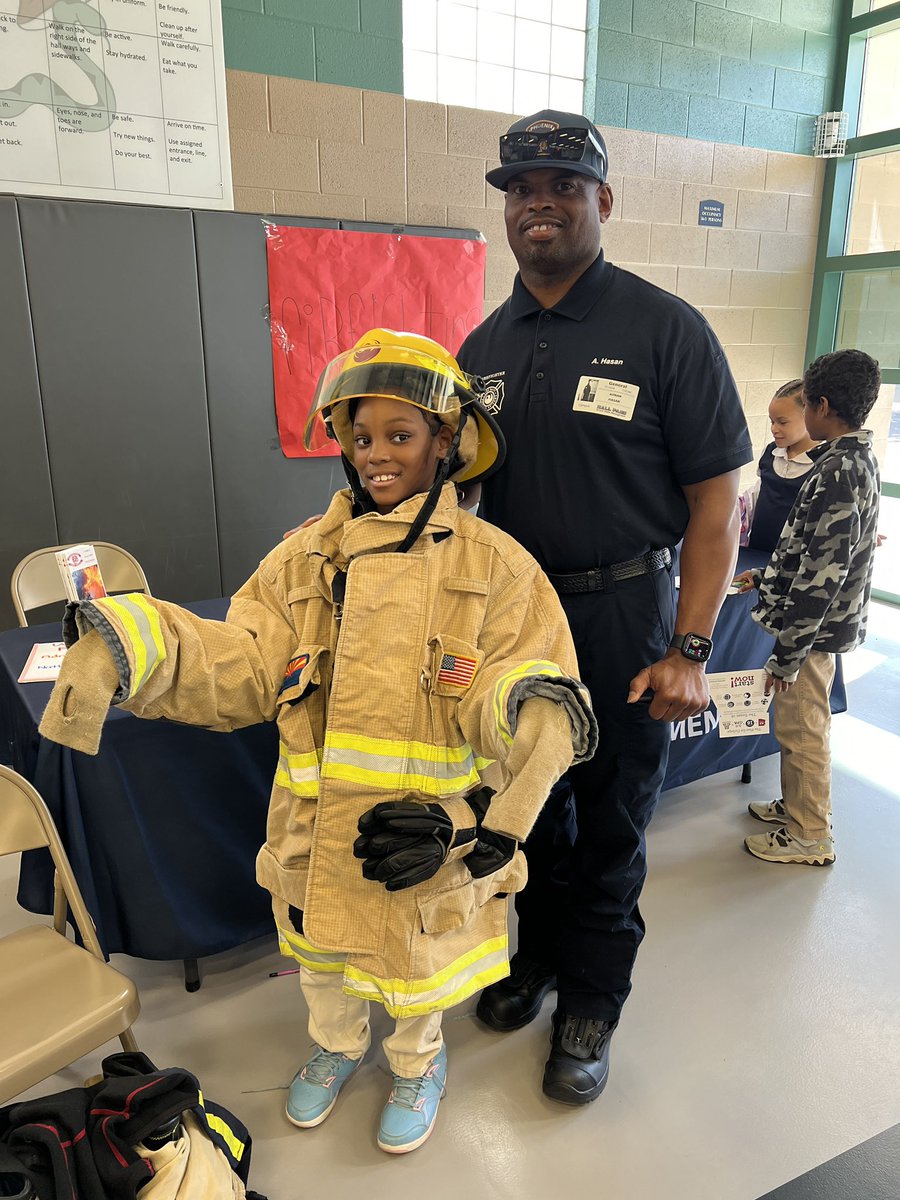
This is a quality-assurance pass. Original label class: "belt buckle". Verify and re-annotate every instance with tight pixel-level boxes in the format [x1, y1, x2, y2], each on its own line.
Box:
[587, 566, 611, 593]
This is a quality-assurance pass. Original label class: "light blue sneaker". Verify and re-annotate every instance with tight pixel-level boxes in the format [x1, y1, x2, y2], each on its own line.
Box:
[377, 1044, 447, 1154]
[285, 1045, 363, 1128]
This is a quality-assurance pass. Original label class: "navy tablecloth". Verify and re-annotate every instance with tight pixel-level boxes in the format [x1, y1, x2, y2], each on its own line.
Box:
[663, 548, 846, 791]
[0, 599, 277, 961]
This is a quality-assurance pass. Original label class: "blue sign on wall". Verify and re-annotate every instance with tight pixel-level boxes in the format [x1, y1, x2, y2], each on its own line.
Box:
[698, 200, 724, 227]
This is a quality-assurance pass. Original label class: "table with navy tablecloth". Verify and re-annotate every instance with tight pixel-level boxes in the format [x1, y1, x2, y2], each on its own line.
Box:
[0, 558, 846, 966]
[663, 548, 846, 792]
[0, 599, 278, 967]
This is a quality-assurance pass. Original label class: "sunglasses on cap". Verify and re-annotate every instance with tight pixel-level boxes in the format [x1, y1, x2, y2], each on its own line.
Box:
[498, 125, 607, 174]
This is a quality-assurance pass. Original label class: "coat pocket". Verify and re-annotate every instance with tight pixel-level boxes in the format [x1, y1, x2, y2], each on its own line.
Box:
[417, 878, 477, 934]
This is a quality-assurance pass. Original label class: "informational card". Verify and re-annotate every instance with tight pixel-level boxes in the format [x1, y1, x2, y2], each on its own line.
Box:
[706, 668, 774, 738]
[18, 641, 66, 683]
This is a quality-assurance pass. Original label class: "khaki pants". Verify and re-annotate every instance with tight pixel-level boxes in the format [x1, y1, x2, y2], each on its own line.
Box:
[773, 650, 836, 839]
[299, 965, 443, 1078]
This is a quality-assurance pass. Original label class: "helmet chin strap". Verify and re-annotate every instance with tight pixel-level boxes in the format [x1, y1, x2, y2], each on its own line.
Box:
[394, 410, 467, 555]
[340, 451, 377, 515]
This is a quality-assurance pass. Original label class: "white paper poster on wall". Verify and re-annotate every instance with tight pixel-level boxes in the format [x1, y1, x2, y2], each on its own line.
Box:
[0, 0, 233, 208]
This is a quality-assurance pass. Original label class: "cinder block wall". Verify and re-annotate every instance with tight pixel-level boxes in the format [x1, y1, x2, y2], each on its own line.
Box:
[227, 68, 898, 477]
[586, 0, 839, 154]
[221, 0, 402, 92]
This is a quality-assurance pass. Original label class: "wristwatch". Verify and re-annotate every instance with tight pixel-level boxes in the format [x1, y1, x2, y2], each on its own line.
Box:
[669, 633, 713, 663]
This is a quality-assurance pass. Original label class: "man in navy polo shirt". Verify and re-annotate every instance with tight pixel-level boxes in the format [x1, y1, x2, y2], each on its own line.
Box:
[457, 110, 753, 1105]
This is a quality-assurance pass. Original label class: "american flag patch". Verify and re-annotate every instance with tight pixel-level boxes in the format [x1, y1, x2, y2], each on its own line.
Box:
[437, 653, 477, 688]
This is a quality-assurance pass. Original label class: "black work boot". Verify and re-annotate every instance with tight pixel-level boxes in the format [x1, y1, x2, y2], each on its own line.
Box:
[475, 954, 556, 1032]
[542, 1011, 618, 1105]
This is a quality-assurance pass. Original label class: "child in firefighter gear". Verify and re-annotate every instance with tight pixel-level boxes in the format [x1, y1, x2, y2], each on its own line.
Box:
[39, 329, 597, 1155]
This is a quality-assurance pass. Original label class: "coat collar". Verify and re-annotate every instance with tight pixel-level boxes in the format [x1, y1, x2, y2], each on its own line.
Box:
[306, 483, 460, 578]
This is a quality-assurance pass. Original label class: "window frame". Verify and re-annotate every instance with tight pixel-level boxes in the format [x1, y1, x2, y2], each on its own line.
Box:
[807, 1, 900, 603]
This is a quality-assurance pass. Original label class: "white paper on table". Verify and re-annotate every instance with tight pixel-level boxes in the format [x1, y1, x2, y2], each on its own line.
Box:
[18, 642, 67, 684]
[706, 668, 774, 738]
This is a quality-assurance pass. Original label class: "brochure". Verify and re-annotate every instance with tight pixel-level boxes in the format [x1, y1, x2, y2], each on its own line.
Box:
[706, 668, 774, 738]
[55, 544, 108, 603]
[18, 642, 67, 684]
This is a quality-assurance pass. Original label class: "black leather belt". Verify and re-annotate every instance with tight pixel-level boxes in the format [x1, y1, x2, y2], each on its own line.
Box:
[547, 548, 672, 594]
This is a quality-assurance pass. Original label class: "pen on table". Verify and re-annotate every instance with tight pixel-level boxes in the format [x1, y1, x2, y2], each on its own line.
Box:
[269, 968, 301, 977]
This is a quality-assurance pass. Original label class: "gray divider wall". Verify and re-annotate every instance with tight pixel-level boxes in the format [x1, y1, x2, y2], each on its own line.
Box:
[0, 196, 482, 630]
[0, 198, 58, 621]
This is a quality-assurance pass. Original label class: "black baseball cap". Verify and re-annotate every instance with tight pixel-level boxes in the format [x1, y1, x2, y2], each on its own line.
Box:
[486, 110, 609, 191]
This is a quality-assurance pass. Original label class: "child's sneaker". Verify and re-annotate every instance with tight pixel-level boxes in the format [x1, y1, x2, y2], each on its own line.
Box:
[285, 1046, 362, 1128]
[744, 826, 835, 865]
[376, 1044, 447, 1154]
[748, 797, 787, 823]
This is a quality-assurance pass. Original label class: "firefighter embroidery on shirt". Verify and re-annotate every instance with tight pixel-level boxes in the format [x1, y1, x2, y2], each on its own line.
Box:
[478, 375, 505, 414]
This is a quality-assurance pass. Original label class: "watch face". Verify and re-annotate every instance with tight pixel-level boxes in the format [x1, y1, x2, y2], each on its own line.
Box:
[683, 634, 712, 662]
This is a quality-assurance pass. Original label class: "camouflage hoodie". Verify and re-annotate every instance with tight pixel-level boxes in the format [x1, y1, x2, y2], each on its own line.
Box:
[749, 430, 880, 681]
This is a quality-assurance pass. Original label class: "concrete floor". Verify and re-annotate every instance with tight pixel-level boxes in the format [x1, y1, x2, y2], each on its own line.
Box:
[3, 602, 899, 1199]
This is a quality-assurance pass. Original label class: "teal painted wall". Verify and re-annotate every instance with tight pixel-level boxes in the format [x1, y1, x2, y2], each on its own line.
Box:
[585, 0, 839, 154]
[221, 0, 403, 93]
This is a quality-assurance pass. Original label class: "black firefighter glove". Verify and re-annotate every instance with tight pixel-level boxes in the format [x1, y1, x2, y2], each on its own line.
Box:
[354, 799, 477, 892]
[463, 786, 517, 879]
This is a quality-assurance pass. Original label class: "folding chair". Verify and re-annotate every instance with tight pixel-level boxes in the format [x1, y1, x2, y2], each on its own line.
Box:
[0, 764, 140, 1105]
[11, 542, 150, 627]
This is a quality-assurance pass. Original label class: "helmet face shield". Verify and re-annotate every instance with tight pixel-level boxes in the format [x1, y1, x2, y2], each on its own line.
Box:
[303, 344, 474, 453]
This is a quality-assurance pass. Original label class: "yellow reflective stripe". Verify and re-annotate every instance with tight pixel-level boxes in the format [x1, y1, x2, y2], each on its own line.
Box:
[274, 766, 319, 798]
[344, 934, 506, 996]
[277, 923, 346, 971]
[196, 1091, 246, 1162]
[492, 660, 564, 745]
[97, 594, 167, 697]
[321, 730, 493, 796]
[328, 731, 478, 764]
[127, 593, 166, 683]
[343, 935, 508, 1019]
[324, 761, 484, 797]
[275, 741, 321, 797]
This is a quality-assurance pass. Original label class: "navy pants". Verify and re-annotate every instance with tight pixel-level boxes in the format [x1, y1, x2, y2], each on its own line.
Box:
[514, 563, 677, 1022]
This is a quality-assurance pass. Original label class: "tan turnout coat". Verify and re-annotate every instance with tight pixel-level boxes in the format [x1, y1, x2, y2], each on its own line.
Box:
[73, 485, 594, 1017]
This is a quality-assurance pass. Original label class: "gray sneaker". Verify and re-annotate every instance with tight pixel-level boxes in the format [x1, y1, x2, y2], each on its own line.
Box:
[745, 826, 835, 865]
[748, 797, 787, 823]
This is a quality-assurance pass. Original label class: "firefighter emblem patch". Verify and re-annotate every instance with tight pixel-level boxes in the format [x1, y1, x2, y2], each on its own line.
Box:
[479, 377, 505, 414]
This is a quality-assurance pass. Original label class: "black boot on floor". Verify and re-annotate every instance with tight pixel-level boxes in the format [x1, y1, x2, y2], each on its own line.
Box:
[542, 1011, 618, 1105]
[475, 955, 556, 1032]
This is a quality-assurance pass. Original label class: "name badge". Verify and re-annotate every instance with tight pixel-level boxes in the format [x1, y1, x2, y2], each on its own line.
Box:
[573, 375, 639, 421]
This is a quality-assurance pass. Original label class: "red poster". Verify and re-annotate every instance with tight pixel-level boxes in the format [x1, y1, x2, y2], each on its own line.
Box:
[265, 225, 487, 458]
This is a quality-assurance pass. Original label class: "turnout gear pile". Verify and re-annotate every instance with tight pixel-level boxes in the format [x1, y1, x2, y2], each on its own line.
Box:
[0, 1053, 260, 1200]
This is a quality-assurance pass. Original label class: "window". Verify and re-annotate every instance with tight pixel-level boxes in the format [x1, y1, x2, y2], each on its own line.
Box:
[857, 26, 900, 137]
[402, 0, 587, 115]
[808, 3, 900, 604]
[846, 154, 900, 255]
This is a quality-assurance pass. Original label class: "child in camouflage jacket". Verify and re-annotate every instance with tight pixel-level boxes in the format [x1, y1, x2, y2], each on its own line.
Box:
[734, 349, 881, 866]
